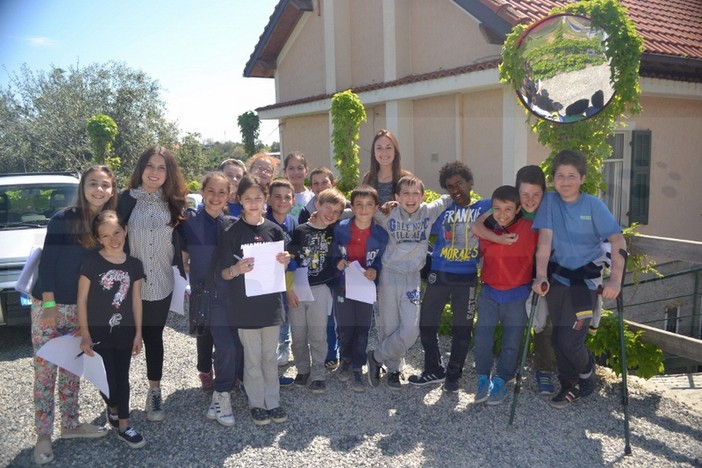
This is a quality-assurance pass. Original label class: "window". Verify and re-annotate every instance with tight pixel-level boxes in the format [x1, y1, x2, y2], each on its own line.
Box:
[602, 130, 651, 226]
[664, 305, 679, 333]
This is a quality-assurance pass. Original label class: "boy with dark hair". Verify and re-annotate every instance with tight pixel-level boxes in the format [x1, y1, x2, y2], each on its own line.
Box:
[332, 185, 388, 392]
[266, 179, 298, 377]
[532, 149, 625, 408]
[473, 185, 538, 405]
[367, 176, 451, 389]
[408, 161, 490, 392]
[287, 188, 346, 394]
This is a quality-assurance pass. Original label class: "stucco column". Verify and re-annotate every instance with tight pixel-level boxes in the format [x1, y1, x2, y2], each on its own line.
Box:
[502, 87, 527, 184]
[385, 100, 414, 174]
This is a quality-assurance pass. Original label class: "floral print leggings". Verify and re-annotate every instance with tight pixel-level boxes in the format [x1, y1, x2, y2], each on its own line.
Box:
[31, 300, 81, 436]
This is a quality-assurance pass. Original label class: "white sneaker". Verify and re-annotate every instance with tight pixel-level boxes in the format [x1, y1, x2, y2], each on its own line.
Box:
[145, 387, 165, 422]
[210, 391, 235, 427]
[277, 346, 291, 366]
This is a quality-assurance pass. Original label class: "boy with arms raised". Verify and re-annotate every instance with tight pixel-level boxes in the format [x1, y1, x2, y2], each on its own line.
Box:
[332, 186, 388, 392]
[367, 175, 451, 389]
[287, 188, 346, 393]
[408, 162, 490, 392]
[472, 185, 538, 405]
[532, 150, 625, 408]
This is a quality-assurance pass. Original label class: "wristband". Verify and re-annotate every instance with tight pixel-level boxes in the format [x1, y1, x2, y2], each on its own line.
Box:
[43, 300, 57, 308]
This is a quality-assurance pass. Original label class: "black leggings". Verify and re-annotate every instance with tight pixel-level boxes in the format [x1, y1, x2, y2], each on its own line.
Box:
[142, 294, 171, 382]
[96, 345, 133, 420]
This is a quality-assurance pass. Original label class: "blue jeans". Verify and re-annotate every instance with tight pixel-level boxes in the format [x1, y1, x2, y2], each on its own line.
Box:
[278, 293, 291, 349]
[473, 290, 528, 382]
[334, 287, 373, 370]
[210, 299, 244, 392]
[326, 302, 339, 362]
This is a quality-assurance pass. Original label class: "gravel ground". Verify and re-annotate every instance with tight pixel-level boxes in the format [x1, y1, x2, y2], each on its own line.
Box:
[1, 313, 701, 467]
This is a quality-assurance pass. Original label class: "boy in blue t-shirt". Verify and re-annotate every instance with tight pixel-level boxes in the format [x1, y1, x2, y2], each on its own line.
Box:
[407, 162, 489, 393]
[266, 179, 298, 379]
[532, 149, 626, 408]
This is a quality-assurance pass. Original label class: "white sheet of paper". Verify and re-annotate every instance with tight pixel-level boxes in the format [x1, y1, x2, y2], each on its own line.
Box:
[242, 240, 286, 297]
[170, 267, 188, 315]
[292, 267, 314, 302]
[36, 334, 110, 398]
[345, 261, 377, 304]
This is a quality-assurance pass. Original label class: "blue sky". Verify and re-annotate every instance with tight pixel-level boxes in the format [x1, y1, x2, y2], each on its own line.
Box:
[0, 0, 280, 143]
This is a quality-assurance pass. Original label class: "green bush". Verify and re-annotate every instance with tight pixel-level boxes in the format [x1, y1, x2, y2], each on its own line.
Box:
[587, 310, 664, 379]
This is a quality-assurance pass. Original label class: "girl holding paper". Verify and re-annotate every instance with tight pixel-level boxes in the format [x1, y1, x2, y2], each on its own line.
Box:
[31, 165, 116, 465]
[218, 175, 291, 426]
[331, 186, 388, 393]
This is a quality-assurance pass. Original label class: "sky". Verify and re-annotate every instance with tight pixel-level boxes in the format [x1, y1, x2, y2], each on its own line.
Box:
[0, 0, 281, 144]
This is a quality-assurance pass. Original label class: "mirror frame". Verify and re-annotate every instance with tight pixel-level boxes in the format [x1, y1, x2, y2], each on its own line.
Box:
[514, 13, 615, 124]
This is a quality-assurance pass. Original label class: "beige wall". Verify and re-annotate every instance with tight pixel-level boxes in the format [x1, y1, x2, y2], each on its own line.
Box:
[410, 0, 501, 75]
[412, 95, 457, 190]
[277, 13, 325, 102]
[461, 89, 504, 199]
[280, 115, 331, 174]
[633, 96, 702, 241]
[350, 0, 384, 87]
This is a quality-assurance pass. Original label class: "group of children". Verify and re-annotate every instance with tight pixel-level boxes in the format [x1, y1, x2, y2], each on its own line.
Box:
[71, 147, 625, 448]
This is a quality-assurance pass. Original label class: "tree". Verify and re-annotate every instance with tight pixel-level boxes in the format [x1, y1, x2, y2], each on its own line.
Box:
[177, 132, 207, 183]
[87, 114, 118, 166]
[0, 62, 178, 178]
[237, 111, 260, 157]
[330, 89, 366, 193]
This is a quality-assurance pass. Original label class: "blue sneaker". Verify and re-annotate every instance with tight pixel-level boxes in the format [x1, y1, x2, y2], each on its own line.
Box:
[474, 374, 492, 404]
[279, 376, 294, 387]
[487, 376, 508, 405]
[535, 371, 556, 395]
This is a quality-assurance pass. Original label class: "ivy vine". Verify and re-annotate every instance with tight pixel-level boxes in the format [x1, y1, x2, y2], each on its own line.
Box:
[499, 0, 643, 195]
[330, 89, 367, 193]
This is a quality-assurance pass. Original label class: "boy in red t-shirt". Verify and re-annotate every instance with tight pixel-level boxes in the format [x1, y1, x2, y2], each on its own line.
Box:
[472, 185, 538, 405]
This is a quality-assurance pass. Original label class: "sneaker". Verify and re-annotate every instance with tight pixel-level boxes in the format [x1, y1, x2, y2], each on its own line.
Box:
[487, 376, 509, 405]
[117, 426, 146, 448]
[579, 370, 598, 398]
[351, 371, 365, 393]
[268, 406, 288, 423]
[408, 368, 446, 386]
[443, 377, 459, 393]
[338, 362, 352, 382]
[208, 391, 235, 427]
[250, 407, 271, 426]
[387, 371, 402, 390]
[474, 374, 492, 404]
[279, 376, 295, 387]
[294, 373, 309, 387]
[549, 380, 581, 409]
[33, 437, 53, 465]
[277, 346, 291, 367]
[61, 422, 109, 439]
[198, 371, 214, 392]
[535, 371, 556, 395]
[145, 387, 165, 422]
[309, 380, 326, 394]
[106, 405, 119, 428]
[366, 351, 383, 388]
[325, 359, 340, 371]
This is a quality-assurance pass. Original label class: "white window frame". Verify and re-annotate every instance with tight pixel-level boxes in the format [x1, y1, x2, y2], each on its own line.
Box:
[664, 305, 680, 334]
[602, 130, 632, 227]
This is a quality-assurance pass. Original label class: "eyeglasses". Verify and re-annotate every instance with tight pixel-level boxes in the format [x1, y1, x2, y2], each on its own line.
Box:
[252, 165, 273, 175]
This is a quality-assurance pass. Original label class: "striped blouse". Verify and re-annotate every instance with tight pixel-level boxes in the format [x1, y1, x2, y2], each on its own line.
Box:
[127, 188, 174, 301]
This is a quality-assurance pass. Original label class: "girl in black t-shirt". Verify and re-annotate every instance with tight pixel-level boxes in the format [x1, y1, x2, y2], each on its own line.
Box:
[219, 176, 290, 426]
[77, 211, 146, 448]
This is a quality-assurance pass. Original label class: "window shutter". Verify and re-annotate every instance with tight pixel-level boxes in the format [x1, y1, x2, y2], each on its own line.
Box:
[629, 130, 651, 224]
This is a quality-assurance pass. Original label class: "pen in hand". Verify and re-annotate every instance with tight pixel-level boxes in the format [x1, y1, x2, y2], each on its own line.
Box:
[76, 341, 100, 359]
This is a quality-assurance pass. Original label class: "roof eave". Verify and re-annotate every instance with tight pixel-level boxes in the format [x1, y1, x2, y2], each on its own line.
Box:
[243, 0, 314, 78]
